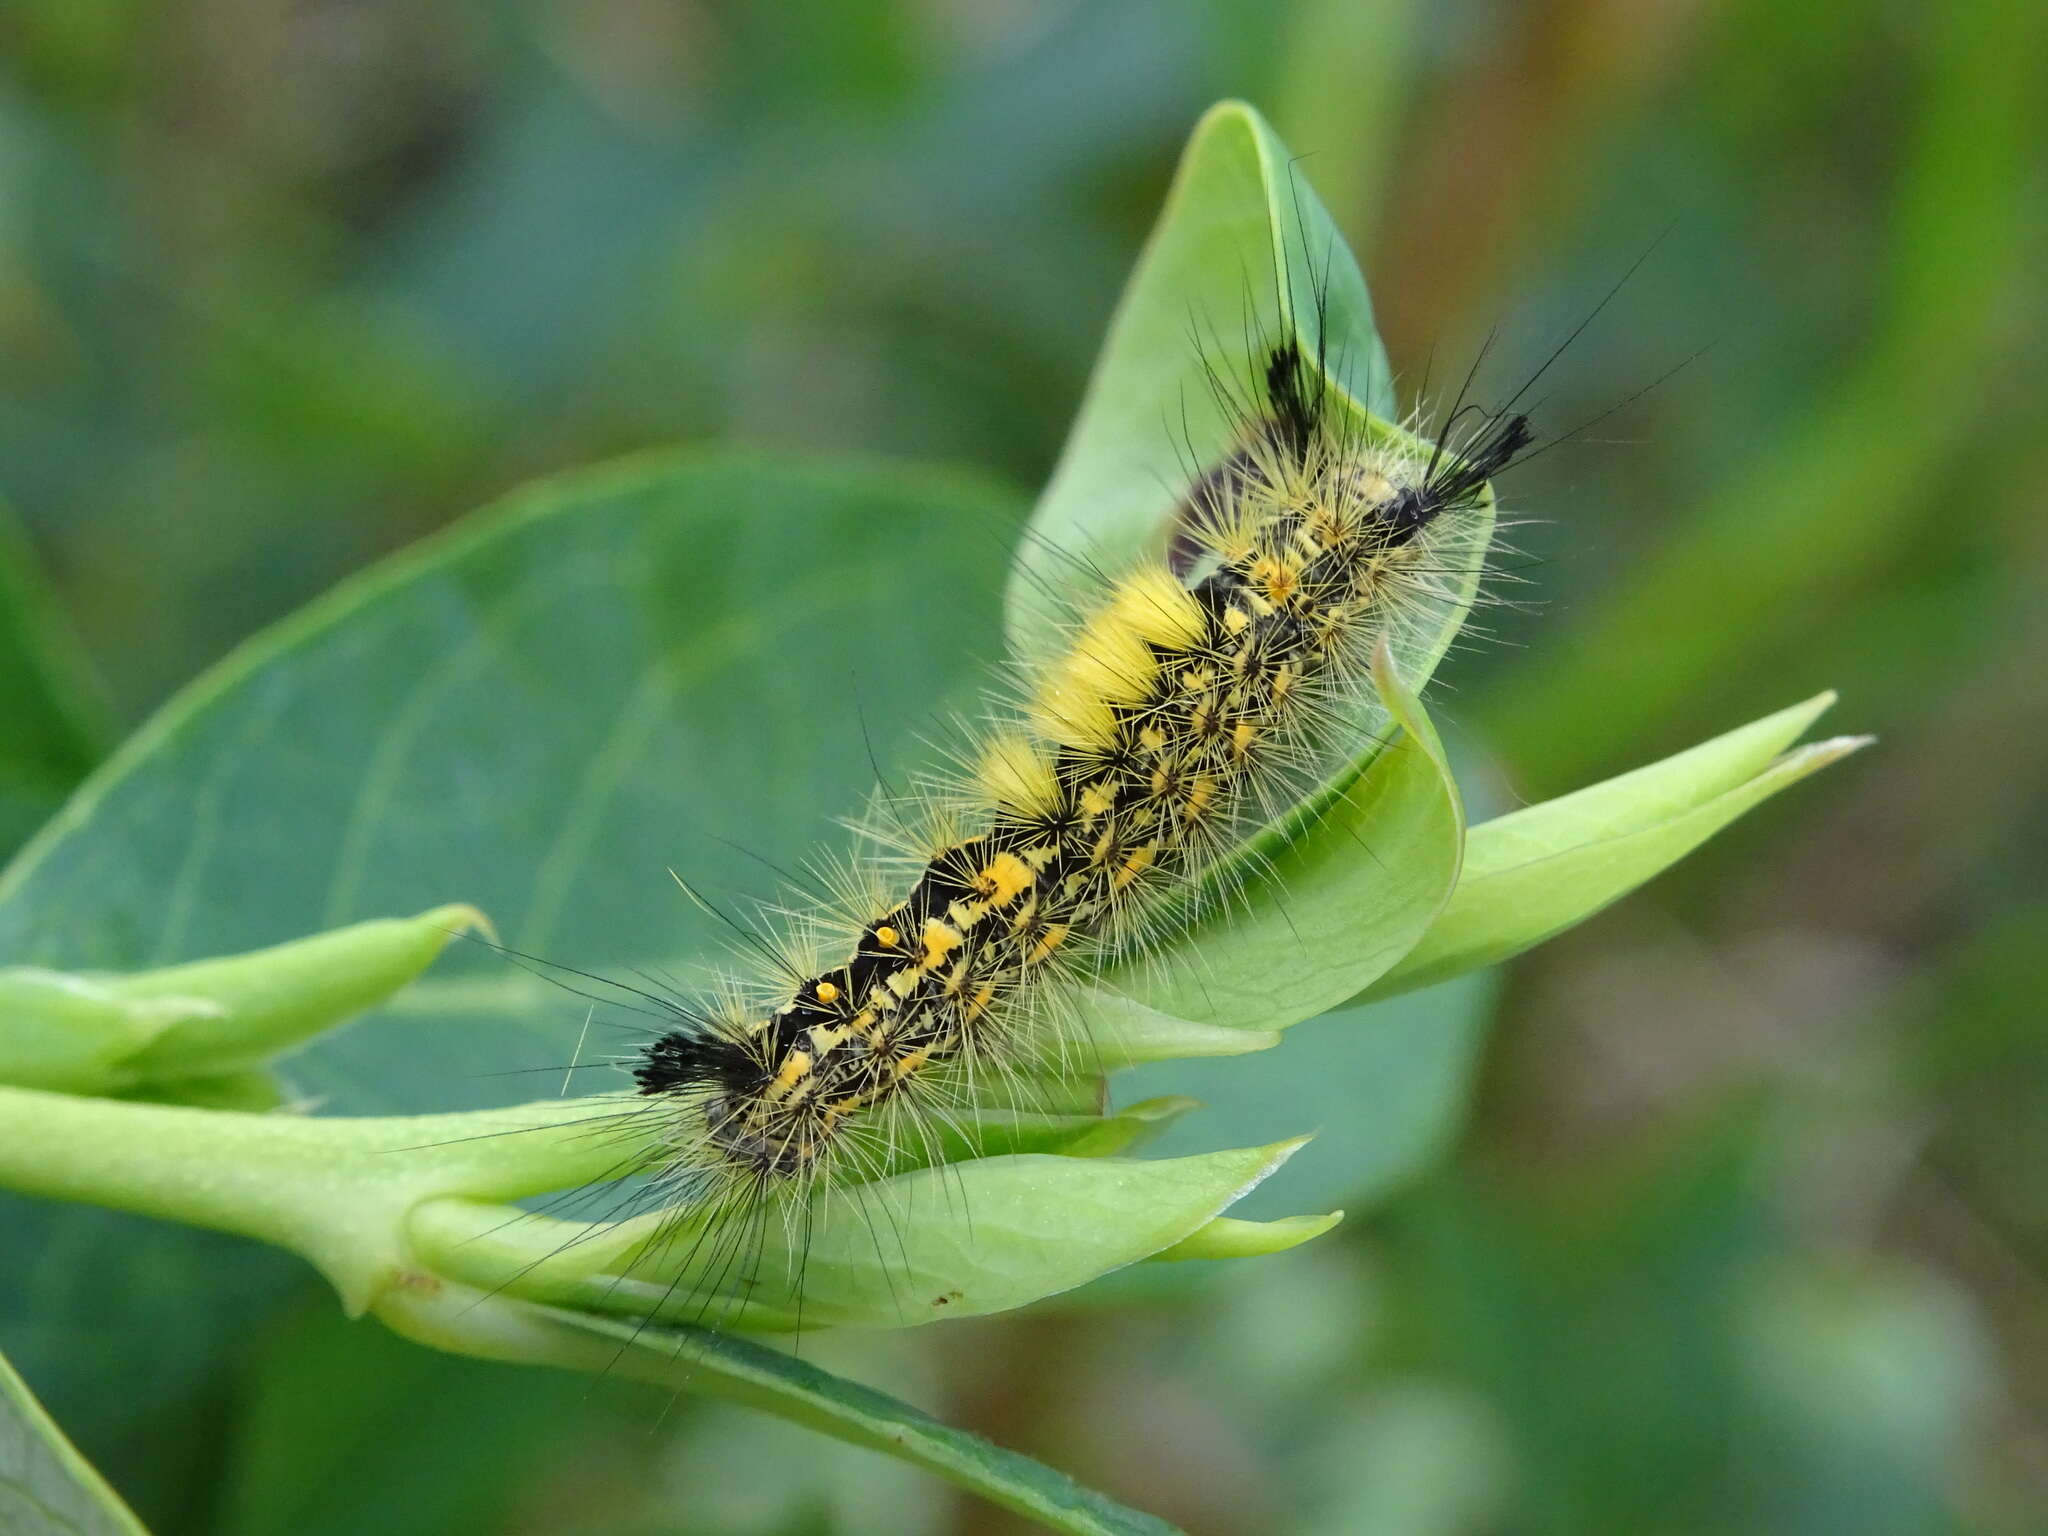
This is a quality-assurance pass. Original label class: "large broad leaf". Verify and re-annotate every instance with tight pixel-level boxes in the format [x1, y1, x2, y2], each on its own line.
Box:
[0, 1342, 146, 1536]
[0, 452, 1022, 1091]
[0, 451, 1024, 1434]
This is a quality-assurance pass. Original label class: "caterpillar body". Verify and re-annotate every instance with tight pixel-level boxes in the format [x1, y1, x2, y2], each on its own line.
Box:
[625, 337, 1529, 1224]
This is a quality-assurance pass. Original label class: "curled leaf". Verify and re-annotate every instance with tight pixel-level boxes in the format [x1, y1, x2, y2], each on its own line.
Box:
[409, 1137, 1312, 1332]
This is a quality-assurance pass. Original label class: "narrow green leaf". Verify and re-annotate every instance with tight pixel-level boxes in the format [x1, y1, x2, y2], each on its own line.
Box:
[0, 1343, 148, 1536]
[1362, 694, 1871, 1000]
[375, 1284, 1184, 1536]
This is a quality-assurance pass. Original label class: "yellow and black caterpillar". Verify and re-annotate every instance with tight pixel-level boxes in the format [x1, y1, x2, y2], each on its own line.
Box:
[629, 339, 1529, 1207]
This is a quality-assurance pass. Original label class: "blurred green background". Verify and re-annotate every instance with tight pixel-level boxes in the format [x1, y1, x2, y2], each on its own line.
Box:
[1, 0, 2043, 1532]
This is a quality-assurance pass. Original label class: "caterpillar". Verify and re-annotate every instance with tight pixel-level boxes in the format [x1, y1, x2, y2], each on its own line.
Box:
[611, 330, 1531, 1277]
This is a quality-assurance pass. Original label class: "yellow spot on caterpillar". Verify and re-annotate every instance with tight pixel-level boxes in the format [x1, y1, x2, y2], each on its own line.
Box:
[1185, 775, 1218, 818]
[1252, 554, 1299, 603]
[976, 729, 1058, 816]
[966, 981, 997, 1018]
[814, 981, 839, 1004]
[1079, 780, 1117, 817]
[1224, 607, 1251, 634]
[886, 968, 919, 999]
[977, 849, 1034, 905]
[765, 1050, 813, 1102]
[920, 918, 964, 969]
[891, 1047, 931, 1079]
[1028, 923, 1069, 964]
[807, 1025, 847, 1054]
[874, 925, 899, 948]
[1233, 719, 1259, 756]
[1114, 842, 1157, 889]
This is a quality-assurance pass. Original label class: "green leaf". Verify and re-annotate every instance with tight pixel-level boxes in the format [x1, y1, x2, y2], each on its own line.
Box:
[114, 904, 488, 1082]
[408, 1138, 1311, 1332]
[1362, 694, 1871, 1000]
[1150, 1209, 1342, 1261]
[0, 969, 212, 1095]
[0, 906, 486, 1094]
[0, 1342, 147, 1536]
[1052, 985, 1284, 1068]
[1006, 99, 1395, 669]
[375, 1284, 1185, 1536]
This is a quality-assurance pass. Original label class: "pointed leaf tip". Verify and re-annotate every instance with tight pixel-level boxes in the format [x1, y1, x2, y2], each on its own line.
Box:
[1361, 695, 1869, 1000]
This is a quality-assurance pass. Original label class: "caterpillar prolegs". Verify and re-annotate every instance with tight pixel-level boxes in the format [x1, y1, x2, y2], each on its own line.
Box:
[626, 336, 1529, 1225]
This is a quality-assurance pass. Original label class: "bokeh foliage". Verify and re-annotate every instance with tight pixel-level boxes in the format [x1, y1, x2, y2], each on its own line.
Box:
[1, 1, 2042, 1532]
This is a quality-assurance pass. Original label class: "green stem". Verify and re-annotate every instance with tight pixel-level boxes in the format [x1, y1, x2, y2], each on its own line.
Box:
[0, 1085, 649, 1309]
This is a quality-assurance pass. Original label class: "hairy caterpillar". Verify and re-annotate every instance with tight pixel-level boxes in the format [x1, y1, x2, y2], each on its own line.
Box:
[598, 327, 1531, 1294]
